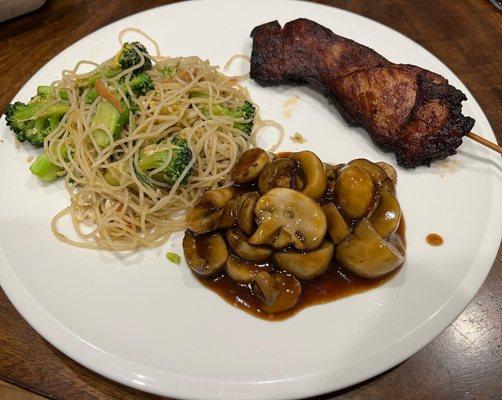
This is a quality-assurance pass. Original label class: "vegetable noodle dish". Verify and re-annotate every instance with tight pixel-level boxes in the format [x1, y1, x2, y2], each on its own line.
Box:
[6, 38, 269, 250]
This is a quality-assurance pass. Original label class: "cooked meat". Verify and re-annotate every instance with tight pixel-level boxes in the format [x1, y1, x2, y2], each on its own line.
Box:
[250, 19, 475, 168]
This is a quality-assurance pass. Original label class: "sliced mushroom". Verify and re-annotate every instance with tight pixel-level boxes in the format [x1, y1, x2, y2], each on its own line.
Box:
[336, 165, 376, 219]
[249, 188, 327, 250]
[226, 228, 272, 262]
[252, 271, 302, 313]
[377, 161, 397, 185]
[322, 203, 350, 244]
[231, 148, 270, 183]
[258, 158, 301, 194]
[236, 191, 259, 235]
[273, 241, 334, 279]
[182, 230, 228, 276]
[348, 159, 388, 185]
[225, 254, 262, 283]
[369, 190, 401, 237]
[186, 187, 236, 234]
[335, 218, 405, 279]
[290, 151, 327, 199]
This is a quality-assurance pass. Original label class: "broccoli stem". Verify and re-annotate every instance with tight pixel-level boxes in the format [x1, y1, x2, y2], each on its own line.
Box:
[37, 86, 68, 101]
[29, 153, 63, 182]
[90, 100, 129, 147]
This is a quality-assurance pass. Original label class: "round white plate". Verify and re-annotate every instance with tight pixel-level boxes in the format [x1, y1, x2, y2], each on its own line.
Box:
[0, 1, 500, 399]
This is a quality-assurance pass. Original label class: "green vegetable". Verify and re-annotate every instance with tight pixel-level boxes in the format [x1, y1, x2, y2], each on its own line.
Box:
[90, 100, 129, 147]
[112, 42, 152, 74]
[85, 87, 99, 104]
[161, 66, 177, 77]
[127, 72, 154, 97]
[5, 101, 69, 146]
[138, 137, 193, 187]
[35, 86, 68, 101]
[166, 252, 181, 265]
[29, 153, 63, 182]
[199, 100, 256, 135]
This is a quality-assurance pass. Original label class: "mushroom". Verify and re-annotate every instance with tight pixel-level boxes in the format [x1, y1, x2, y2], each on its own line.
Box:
[336, 165, 376, 219]
[335, 218, 405, 279]
[377, 161, 397, 185]
[236, 191, 259, 235]
[273, 241, 334, 279]
[218, 197, 238, 229]
[231, 148, 270, 183]
[226, 228, 272, 262]
[225, 254, 262, 283]
[322, 203, 350, 244]
[290, 151, 327, 199]
[369, 190, 401, 237]
[249, 188, 327, 250]
[185, 187, 236, 234]
[379, 178, 396, 195]
[258, 158, 301, 194]
[182, 230, 228, 276]
[348, 158, 388, 185]
[252, 271, 302, 313]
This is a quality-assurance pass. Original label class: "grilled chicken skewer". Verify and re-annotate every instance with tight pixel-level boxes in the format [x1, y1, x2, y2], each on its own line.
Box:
[250, 19, 477, 168]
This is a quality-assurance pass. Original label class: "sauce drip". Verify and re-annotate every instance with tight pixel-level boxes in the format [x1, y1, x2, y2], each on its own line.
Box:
[426, 233, 443, 246]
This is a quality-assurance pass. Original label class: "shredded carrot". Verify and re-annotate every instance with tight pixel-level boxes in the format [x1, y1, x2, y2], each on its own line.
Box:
[95, 80, 123, 112]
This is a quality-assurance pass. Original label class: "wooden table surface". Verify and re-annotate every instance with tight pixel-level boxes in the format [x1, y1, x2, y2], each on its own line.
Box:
[0, 0, 501, 399]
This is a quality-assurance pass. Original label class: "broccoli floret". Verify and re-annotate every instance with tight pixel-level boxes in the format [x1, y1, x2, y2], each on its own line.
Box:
[161, 66, 177, 77]
[90, 100, 129, 147]
[138, 137, 193, 187]
[199, 100, 256, 135]
[128, 72, 154, 97]
[113, 42, 152, 74]
[29, 152, 63, 182]
[5, 100, 69, 146]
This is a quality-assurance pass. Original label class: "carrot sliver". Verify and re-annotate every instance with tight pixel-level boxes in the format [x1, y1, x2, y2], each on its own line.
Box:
[95, 80, 123, 113]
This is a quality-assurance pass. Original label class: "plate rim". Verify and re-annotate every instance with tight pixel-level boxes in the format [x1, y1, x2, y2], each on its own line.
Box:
[0, 1, 500, 399]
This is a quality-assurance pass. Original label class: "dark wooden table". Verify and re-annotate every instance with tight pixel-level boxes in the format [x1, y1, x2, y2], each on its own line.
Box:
[1, 1, 501, 399]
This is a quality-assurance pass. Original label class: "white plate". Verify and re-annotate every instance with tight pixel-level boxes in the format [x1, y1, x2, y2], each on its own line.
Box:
[0, 1, 500, 399]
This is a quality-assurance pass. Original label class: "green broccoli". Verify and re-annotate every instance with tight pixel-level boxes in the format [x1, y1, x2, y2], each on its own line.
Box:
[5, 100, 69, 146]
[161, 66, 177, 77]
[113, 42, 152, 74]
[126, 72, 154, 97]
[29, 152, 63, 182]
[198, 100, 256, 135]
[138, 137, 193, 187]
[90, 100, 129, 147]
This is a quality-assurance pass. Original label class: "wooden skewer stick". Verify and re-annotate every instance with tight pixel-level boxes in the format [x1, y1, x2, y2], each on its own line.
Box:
[467, 132, 502, 154]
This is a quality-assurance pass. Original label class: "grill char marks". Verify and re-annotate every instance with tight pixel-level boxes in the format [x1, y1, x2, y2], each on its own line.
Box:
[250, 19, 474, 168]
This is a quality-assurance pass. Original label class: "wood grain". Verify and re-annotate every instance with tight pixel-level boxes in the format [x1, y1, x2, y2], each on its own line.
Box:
[0, 1, 501, 399]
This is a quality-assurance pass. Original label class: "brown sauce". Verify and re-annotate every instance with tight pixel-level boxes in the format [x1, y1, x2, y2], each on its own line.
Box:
[196, 261, 401, 321]
[426, 233, 443, 246]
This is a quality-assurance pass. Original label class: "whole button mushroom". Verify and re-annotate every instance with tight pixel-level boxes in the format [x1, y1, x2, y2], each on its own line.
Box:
[225, 254, 262, 283]
[185, 187, 236, 234]
[368, 190, 401, 237]
[348, 158, 388, 185]
[226, 228, 272, 262]
[336, 165, 376, 219]
[249, 188, 327, 250]
[252, 271, 302, 313]
[273, 241, 334, 279]
[258, 158, 301, 193]
[182, 230, 228, 276]
[236, 191, 260, 235]
[231, 148, 270, 183]
[335, 218, 405, 278]
[290, 150, 328, 199]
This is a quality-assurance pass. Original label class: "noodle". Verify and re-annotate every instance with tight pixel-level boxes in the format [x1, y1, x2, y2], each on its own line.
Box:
[43, 38, 278, 251]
